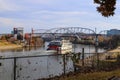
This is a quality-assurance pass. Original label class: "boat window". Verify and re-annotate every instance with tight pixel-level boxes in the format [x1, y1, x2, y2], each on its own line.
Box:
[49, 42, 61, 46]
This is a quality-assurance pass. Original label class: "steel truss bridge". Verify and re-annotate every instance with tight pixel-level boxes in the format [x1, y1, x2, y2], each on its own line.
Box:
[33, 27, 95, 34]
[32, 27, 109, 43]
[32, 27, 96, 39]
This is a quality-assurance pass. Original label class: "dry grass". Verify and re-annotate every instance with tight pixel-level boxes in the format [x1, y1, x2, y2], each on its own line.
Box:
[0, 40, 22, 50]
[59, 69, 120, 80]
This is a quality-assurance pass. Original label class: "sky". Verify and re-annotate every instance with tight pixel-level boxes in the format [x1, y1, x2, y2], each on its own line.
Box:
[0, 0, 120, 34]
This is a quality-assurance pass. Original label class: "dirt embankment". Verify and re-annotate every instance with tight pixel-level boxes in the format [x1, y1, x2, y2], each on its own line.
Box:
[0, 41, 22, 50]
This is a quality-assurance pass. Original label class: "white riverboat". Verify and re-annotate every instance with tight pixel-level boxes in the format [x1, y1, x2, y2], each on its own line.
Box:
[47, 39, 72, 54]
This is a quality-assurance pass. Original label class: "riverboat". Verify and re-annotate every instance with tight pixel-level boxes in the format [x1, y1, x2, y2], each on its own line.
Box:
[47, 39, 72, 54]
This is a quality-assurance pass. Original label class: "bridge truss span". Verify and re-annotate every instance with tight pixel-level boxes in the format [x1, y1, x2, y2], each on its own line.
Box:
[33, 27, 96, 41]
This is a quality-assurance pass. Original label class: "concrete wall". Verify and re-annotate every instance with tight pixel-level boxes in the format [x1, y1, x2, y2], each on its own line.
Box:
[0, 55, 73, 80]
[0, 59, 14, 80]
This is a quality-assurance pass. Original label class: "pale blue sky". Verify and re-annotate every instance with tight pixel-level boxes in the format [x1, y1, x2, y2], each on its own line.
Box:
[0, 0, 120, 33]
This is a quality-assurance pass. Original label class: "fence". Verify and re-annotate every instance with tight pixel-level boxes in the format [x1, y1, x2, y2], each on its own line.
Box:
[74, 51, 120, 72]
[0, 54, 74, 80]
[0, 51, 118, 80]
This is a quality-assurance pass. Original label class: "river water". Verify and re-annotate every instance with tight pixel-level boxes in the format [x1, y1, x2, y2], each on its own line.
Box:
[0, 42, 105, 57]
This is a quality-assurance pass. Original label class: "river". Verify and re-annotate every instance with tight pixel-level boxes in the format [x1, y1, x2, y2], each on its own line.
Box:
[0, 42, 105, 56]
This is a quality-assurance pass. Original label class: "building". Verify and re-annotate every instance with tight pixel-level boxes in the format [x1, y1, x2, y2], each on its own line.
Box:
[12, 27, 24, 40]
[107, 29, 120, 36]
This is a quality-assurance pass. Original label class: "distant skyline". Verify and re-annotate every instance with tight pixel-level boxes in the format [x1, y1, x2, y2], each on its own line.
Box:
[0, 0, 120, 34]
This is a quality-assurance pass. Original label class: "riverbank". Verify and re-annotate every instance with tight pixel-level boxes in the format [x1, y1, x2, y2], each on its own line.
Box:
[57, 69, 120, 80]
[0, 41, 23, 50]
[108, 46, 120, 53]
[105, 46, 120, 59]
